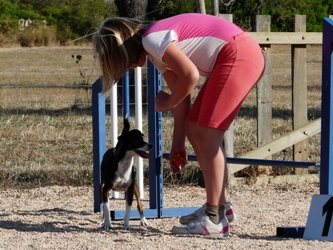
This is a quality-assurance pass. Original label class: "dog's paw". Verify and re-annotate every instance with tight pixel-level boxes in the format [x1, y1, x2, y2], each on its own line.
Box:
[102, 222, 112, 231]
[122, 223, 131, 230]
[100, 219, 112, 231]
[140, 217, 148, 227]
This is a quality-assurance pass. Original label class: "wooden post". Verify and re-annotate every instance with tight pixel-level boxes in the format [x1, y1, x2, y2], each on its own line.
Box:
[292, 15, 308, 175]
[219, 13, 233, 22]
[256, 15, 272, 175]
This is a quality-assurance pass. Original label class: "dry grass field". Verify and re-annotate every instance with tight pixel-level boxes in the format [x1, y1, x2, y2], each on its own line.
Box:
[0, 44, 322, 188]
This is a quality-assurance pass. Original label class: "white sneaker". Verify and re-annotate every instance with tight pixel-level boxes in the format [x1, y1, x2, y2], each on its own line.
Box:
[179, 204, 206, 225]
[225, 201, 236, 222]
[179, 202, 236, 225]
[172, 214, 230, 238]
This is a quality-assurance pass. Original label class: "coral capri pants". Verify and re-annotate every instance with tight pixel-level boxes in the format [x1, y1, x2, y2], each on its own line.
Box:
[186, 32, 265, 131]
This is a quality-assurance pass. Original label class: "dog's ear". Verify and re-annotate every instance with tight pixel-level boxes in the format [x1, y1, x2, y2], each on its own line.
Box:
[121, 115, 130, 135]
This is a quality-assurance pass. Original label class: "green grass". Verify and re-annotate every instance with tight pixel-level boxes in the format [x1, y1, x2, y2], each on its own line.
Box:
[0, 44, 322, 188]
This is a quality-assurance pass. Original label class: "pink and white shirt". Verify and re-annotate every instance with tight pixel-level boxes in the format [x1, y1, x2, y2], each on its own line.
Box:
[142, 13, 244, 77]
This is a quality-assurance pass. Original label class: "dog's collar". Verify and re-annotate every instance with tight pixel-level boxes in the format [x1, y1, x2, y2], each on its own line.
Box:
[116, 141, 126, 149]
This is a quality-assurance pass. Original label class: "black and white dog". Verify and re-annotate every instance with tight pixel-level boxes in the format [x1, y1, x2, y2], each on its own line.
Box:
[100, 118, 152, 230]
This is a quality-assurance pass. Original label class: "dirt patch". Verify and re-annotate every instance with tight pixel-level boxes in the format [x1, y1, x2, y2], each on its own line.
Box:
[0, 182, 332, 249]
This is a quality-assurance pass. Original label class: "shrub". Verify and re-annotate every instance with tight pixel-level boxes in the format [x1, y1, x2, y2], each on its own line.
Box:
[17, 22, 57, 47]
[0, 19, 19, 47]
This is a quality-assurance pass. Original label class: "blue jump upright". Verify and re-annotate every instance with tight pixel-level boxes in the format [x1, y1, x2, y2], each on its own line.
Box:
[92, 61, 199, 218]
[122, 71, 130, 119]
[92, 77, 105, 213]
[277, 18, 333, 238]
[320, 17, 333, 195]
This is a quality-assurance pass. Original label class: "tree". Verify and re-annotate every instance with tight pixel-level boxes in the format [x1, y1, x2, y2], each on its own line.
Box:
[146, 0, 197, 20]
[262, 0, 330, 31]
[115, 0, 148, 20]
[197, 0, 206, 14]
[18, 0, 110, 38]
[211, 0, 219, 15]
[219, 0, 237, 13]
[231, 0, 266, 31]
[0, 0, 43, 19]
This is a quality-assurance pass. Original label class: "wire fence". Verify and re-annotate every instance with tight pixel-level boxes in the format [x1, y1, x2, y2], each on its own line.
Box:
[0, 46, 169, 175]
[0, 44, 321, 187]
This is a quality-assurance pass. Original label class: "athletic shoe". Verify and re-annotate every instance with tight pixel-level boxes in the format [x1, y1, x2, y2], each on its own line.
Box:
[225, 201, 236, 222]
[179, 204, 206, 225]
[179, 202, 236, 225]
[172, 214, 230, 238]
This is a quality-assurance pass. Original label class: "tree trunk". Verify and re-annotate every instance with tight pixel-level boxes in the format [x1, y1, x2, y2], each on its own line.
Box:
[197, 0, 206, 14]
[115, 0, 148, 19]
[211, 0, 219, 16]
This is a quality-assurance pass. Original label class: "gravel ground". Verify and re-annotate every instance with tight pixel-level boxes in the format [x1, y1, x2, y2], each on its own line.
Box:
[0, 182, 332, 250]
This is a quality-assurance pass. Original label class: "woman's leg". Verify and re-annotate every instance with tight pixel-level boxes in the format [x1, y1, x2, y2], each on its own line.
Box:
[171, 121, 230, 236]
[186, 121, 226, 207]
[173, 33, 264, 236]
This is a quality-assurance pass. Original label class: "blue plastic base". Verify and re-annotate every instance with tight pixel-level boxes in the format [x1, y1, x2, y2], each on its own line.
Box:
[111, 207, 200, 220]
[276, 226, 305, 238]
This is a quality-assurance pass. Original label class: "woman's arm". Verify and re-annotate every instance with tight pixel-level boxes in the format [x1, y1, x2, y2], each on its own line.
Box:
[162, 70, 190, 146]
[155, 42, 199, 172]
[154, 42, 199, 112]
[162, 70, 190, 173]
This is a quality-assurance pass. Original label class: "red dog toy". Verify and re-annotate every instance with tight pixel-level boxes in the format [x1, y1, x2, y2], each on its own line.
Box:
[172, 153, 184, 167]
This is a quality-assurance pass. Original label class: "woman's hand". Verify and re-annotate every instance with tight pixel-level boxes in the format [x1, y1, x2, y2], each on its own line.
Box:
[169, 147, 187, 174]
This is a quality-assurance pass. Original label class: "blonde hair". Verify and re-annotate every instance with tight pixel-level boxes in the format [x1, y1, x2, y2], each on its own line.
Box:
[92, 17, 151, 92]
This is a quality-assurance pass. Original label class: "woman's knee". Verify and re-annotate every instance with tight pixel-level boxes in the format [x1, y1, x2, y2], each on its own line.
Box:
[185, 121, 210, 145]
[185, 121, 225, 145]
